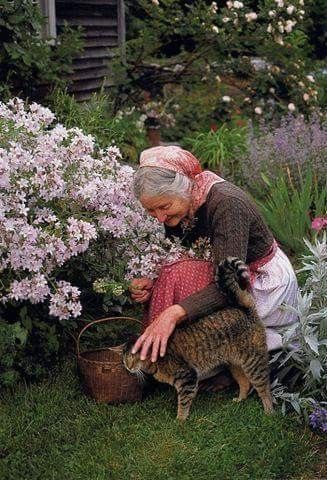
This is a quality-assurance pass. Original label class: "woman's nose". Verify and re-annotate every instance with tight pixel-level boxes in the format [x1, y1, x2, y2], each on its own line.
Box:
[156, 212, 167, 223]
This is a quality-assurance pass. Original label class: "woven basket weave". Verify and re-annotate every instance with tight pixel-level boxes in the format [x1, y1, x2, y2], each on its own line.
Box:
[77, 316, 143, 404]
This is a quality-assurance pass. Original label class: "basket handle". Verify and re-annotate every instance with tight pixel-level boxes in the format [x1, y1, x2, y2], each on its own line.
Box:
[76, 316, 142, 357]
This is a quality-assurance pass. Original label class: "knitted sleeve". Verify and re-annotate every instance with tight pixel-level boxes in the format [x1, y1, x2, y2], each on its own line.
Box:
[178, 197, 251, 321]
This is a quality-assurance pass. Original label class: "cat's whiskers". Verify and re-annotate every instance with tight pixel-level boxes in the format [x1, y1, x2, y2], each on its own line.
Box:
[135, 368, 146, 384]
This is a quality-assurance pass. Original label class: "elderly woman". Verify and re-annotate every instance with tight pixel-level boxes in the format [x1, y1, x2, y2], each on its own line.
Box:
[130, 146, 298, 380]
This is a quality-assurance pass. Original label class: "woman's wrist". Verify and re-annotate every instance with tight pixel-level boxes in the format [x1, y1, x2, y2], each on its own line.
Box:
[170, 304, 187, 325]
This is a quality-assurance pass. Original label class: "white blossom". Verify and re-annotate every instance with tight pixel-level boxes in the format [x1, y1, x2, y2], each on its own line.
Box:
[288, 103, 296, 112]
[215, 75, 221, 82]
[254, 106, 263, 115]
[285, 20, 296, 33]
[210, 2, 218, 13]
[233, 1, 244, 9]
[222, 95, 231, 103]
[306, 75, 315, 83]
[286, 5, 295, 14]
[245, 12, 258, 22]
[212, 25, 219, 33]
[303, 93, 310, 101]
[269, 10, 276, 17]
[222, 17, 231, 23]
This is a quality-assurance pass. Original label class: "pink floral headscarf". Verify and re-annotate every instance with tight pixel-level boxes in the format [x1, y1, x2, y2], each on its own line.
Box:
[139, 146, 224, 215]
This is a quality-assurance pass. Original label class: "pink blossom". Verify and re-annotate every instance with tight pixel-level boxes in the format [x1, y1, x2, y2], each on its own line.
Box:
[311, 217, 327, 232]
[9, 274, 50, 304]
[49, 281, 82, 320]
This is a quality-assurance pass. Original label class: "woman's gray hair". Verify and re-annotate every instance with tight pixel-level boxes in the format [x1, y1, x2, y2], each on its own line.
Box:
[133, 167, 194, 200]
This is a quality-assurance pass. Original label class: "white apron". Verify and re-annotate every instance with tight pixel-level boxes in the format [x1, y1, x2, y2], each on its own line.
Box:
[252, 247, 299, 351]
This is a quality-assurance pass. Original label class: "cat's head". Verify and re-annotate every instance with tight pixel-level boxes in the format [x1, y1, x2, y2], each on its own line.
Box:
[122, 338, 157, 376]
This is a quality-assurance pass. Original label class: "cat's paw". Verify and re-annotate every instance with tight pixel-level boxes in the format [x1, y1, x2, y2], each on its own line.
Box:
[177, 413, 189, 422]
[232, 396, 244, 403]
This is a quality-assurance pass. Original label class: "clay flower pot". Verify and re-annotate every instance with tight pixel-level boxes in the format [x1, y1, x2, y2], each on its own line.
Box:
[146, 126, 161, 146]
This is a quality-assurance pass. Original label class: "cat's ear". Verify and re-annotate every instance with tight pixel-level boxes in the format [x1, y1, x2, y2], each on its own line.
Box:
[123, 336, 139, 353]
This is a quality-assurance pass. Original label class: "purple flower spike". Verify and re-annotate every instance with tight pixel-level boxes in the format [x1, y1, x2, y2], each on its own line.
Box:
[309, 405, 327, 434]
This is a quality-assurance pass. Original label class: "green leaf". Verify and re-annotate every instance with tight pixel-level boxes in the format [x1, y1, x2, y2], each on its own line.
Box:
[304, 335, 319, 354]
[309, 359, 322, 380]
[11, 323, 28, 345]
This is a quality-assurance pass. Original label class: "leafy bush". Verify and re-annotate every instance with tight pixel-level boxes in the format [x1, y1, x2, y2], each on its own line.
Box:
[116, 0, 323, 121]
[271, 232, 327, 431]
[0, 0, 83, 100]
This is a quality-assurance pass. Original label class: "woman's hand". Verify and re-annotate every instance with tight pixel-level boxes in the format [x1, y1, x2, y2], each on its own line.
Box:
[129, 278, 154, 303]
[132, 304, 187, 362]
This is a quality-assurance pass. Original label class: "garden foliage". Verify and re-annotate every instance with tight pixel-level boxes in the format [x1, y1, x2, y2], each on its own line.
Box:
[0, 98, 149, 384]
[184, 124, 247, 177]
[47, 89, 148, 163]
[238, 114, 327, 256]
[271, 233, 327, 431]
[256, 170, 326, 256]
[116, 0, 323, 129]
[0, 98, 212, 385]
[0, 96, 325, 431]
[242, 114, 327, 190]
[0, 0, 83, 100]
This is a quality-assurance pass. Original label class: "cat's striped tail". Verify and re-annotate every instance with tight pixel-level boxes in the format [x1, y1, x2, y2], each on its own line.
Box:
[217, 257, 255, 311]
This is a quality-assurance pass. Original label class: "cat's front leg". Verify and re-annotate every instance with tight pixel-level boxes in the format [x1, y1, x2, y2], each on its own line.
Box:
[174, 368, 198, 421]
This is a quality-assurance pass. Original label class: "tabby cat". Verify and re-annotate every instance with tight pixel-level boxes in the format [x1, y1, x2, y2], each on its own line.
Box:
[123, 257, 273, 421]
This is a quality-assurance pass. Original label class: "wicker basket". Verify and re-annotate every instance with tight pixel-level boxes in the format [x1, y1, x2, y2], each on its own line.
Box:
[77, 316, 143, 404]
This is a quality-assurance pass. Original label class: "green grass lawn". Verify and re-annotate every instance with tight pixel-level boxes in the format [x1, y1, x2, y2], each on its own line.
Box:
[0, 360, 325, 480]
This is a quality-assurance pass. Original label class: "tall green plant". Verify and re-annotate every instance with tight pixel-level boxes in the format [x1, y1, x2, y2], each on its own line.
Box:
[184, 125, 247, 177]
[256, 171, 326, 256]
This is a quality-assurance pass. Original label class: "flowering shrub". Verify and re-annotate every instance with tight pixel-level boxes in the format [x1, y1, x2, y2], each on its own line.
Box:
[118, 0, 323, 128]
[0, 98, 216, 384]
[271, 232, 327, 428]
[139, 100, 176, 129]
[0, 98, 216, 315]
[242, 113, 327, 190]
[0, 98, 161, 317]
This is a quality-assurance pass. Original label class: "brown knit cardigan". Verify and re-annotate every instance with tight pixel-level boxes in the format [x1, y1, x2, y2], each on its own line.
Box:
[164, 181, 274, 322]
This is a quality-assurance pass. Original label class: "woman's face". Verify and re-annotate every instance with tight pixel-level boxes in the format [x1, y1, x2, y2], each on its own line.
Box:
[140, 194, 191, 227]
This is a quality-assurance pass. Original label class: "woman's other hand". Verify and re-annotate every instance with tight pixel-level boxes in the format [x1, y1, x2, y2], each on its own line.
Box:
[129, 278, 154, 303]
[132, 305, 186, 362]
